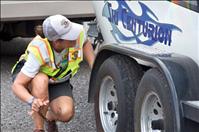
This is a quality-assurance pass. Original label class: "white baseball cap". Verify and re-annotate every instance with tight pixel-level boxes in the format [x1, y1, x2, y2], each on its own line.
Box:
[42, 14, 83, 41]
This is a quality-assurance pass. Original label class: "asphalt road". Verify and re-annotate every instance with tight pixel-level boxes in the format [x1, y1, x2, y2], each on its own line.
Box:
[1, 52, 96, 131]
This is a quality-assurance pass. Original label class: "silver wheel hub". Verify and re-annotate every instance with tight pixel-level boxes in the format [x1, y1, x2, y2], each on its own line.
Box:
[99, 76, 118, 132]
[141, 92, 164, 132]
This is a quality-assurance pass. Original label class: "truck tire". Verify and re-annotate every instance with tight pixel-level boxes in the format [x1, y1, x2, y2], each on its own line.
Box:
[134, 68, 177, 132]
[94, 55, 143, 132]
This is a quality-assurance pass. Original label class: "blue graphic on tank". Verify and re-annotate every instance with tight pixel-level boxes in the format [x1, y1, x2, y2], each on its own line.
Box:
[102, 1, 182, 46]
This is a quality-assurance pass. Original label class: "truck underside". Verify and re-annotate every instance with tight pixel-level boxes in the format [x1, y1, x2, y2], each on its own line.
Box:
[0, 1, 95, 40]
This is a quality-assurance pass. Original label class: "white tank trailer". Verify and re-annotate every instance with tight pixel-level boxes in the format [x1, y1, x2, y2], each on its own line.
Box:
[88, 1, 199, 132]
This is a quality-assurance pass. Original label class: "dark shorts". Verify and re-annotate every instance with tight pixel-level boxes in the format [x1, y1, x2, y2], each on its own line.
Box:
[48, 81, 73, 101]
[11, 60, 73, 102]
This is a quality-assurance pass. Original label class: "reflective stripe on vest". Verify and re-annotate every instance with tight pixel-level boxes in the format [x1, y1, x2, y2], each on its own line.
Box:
[12, 31, 84, 80]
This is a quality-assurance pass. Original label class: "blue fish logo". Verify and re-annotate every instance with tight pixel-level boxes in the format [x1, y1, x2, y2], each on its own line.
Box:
[102, 1, 182, 46]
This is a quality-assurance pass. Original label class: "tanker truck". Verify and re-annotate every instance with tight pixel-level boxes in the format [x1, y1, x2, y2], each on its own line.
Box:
[88, 1, 199, 132]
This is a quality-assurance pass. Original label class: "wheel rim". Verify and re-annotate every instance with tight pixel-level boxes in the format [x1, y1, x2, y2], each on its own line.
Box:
[99, 76, 118, 132]
[141, 92, 165, 132]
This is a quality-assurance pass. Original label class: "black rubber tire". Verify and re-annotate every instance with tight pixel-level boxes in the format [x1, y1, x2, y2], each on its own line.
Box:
[134, 68, 177, 132]
[94, 55, 143, 132]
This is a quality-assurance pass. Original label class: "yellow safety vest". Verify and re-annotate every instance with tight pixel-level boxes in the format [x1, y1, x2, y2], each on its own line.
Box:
[12, 31, 84, 81]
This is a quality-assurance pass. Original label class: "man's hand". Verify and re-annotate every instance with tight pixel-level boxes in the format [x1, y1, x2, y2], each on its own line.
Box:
[32, 98, 49, 112]
[28, 98, 49, 116]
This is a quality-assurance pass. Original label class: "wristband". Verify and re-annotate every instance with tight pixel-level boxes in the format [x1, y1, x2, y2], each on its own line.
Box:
[27, 96, 35, 107]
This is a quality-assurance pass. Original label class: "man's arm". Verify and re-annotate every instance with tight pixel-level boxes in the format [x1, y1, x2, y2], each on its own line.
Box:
[12, 52, 41, 103]
[83, 39, 95, 69]
[12, 72, 33, 103]
[12, 72, 49, 113]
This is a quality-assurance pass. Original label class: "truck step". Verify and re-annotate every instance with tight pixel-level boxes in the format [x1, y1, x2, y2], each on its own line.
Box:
[182, 101, 199, 123]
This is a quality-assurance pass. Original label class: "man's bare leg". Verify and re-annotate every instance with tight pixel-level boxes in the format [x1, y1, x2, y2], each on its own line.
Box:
[30, 73, 49, 130]
[46, 96, 74, 122]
